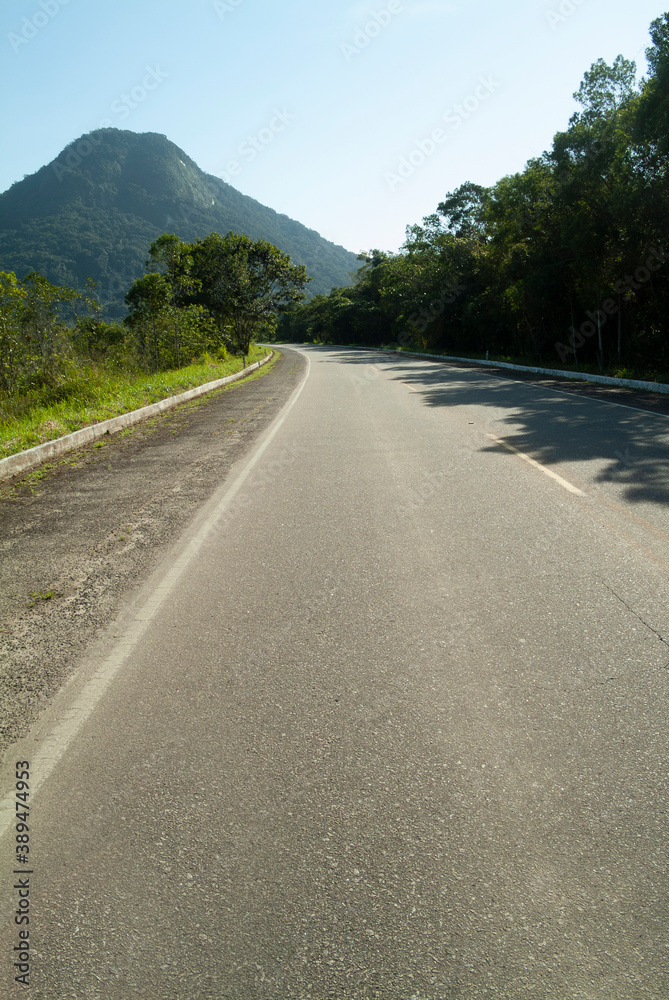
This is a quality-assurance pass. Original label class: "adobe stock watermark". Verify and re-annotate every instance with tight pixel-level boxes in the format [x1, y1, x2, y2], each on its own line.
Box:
[406, 279, 467, 337]
[519, 127, 614, 230]
[52, 134, 104, 183]
[554, 248, 667, 364]
[213, 0, 245, 17]
[217, 109, 296, 185]
[385, 76, 501, 191]
[165, 200, 199, 230]
[545, 0, 588, 30]
[100, 65, 169, 123]
[615, 448, 635, 469]
[352, 277, 467, 381]
[52, 66, 169, 181]
[341, 1, 403, 61]
[7, 0, 71, 54]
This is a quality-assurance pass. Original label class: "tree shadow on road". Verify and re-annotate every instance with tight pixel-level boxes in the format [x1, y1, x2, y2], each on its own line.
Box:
[313, 348, 669, 508]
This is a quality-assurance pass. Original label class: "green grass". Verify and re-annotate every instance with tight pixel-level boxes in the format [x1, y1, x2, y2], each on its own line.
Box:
[0, 345, 270, 460]
[28, 590, 63, 607]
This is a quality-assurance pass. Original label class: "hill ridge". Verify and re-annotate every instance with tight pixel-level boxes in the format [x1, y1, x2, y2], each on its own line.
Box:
[0, 128, 359, 316]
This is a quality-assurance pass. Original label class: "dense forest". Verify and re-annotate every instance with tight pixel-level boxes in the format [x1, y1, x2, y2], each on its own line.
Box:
[0, 129, 359, 316]
[0, 232, 306, 404]
[279, 13, 669, 377]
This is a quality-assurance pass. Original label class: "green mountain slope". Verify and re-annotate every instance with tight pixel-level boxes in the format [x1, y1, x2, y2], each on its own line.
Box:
[0, 129, 360, 316]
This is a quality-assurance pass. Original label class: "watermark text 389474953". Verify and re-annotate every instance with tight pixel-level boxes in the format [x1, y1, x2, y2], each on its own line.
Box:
[12, 761, 32, 987]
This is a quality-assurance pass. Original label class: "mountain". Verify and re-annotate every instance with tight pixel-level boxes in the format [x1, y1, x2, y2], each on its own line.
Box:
[0, 129, 360, 317]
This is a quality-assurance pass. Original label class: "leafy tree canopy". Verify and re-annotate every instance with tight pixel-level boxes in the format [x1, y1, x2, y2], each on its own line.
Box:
[279, 13, 669, 375]
[187, 232, 309, 356]
[126, 231, 309, 359]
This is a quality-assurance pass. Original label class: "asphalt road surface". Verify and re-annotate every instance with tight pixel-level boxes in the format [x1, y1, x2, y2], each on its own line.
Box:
[0, 350, 303, 754]
[1, 346, 668, 999]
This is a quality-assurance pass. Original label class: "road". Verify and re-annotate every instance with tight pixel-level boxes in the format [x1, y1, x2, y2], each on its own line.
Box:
[0, 350, 303, 754]
[1, 345, 668, 999]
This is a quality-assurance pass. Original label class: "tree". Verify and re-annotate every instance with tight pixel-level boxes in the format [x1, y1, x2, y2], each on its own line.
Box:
[571, 55, 638, 127]
[280, 15, 669, 373]
[633, 14, 669, 208]
[188, 232, 309, 358]
[438, 183, 489, 239]
[72, 278, 126, 359]
[0, 271, 77, 392]
[0, 271, 28, 393]
[124, 272, 172, 370]
[146, 233, 200, 305]
[20, 271, 77, 366]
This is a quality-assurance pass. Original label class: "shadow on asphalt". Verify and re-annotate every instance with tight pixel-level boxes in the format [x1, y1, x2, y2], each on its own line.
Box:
[308, 346, 669, 508]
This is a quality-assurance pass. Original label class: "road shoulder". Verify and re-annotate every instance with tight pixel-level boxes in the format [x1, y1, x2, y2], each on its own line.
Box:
[0, 348, 305, 759]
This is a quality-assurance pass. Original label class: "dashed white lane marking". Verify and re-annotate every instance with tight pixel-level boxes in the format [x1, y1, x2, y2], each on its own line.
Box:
[0, 354, 312, 840]
[487, 433, 585, 496]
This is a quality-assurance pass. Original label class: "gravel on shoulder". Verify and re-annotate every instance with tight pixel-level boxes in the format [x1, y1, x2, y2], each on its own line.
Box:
[0, 348, 305, 758]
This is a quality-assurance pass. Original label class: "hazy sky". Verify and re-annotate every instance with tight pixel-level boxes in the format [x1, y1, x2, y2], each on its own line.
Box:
[1, 0, 666, 255]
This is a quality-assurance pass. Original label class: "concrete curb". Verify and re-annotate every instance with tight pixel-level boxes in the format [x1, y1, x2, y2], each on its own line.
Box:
[0, 351, 275, 484]
[320, 343, 669, 395]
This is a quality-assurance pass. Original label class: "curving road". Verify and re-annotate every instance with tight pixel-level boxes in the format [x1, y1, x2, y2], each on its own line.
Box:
[1, 345, 668, 999]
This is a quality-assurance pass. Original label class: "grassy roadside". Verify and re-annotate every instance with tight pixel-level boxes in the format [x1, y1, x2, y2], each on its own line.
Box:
[0, 345, 270, 460]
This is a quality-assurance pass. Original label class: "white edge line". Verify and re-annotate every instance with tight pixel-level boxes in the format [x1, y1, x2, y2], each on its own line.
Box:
[480, 370, 669, 418]
[323, 344, 669, 397]
[342, 345, 669, 419]
[425, 361, 669, 419]
[487, 433, 585, 496]
[0, 352, 311, 838]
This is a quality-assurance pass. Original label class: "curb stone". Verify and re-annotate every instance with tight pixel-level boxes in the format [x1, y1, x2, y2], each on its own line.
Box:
[0, 352, 275, 483]
[321, 343, 669, 395]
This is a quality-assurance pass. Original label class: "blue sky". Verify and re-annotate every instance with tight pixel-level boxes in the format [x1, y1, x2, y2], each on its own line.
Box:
[1, 0, 666, 255]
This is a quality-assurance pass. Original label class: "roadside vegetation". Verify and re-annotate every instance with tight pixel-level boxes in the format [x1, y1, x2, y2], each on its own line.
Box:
[0, 347, 269, 459]
[0, 128, 357, 313]
[0, 231, 307, 459]
[279, 14, 669, 383]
